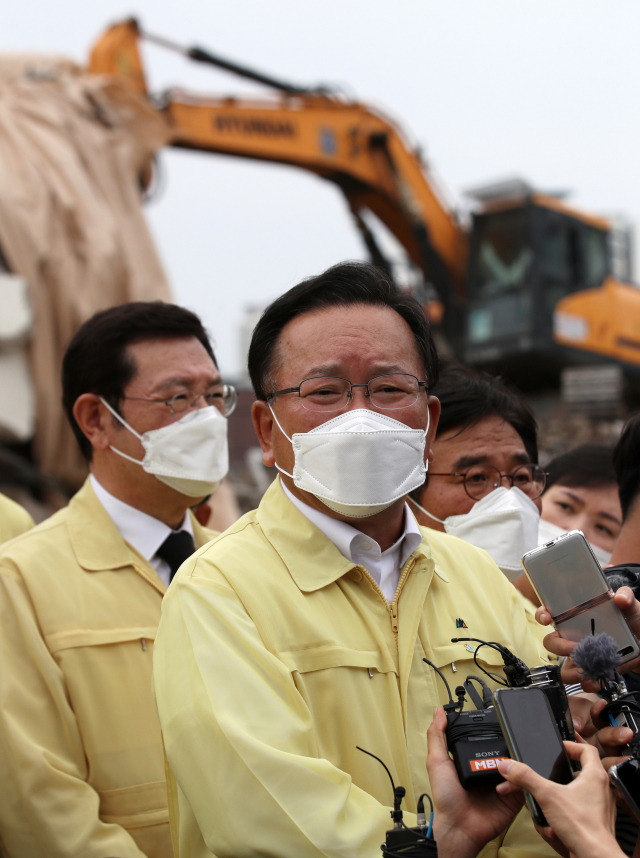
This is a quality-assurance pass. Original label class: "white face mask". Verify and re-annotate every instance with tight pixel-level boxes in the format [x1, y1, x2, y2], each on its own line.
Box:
[270, 406, 429, 518]
[100, 398, 229, 498]
[413, 486, 540, 580]
[537, 518, 612, 567]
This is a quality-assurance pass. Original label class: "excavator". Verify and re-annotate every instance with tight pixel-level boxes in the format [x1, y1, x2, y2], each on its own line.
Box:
[89, 19, 640, 392]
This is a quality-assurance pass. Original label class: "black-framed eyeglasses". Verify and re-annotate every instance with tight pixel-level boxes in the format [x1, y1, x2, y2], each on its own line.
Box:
[429, 463, 548, 501]
[123, 384, 238, 420]
[267, 373, 429, 413]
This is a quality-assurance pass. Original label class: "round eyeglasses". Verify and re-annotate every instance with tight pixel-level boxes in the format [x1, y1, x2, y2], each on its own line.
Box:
[123, 384, 237, 420]
[267, 373, 428, 413]
[428, 463, 547, 501]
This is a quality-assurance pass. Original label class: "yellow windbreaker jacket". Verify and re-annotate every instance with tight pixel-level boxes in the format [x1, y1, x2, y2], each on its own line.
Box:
[0, 478, 215, 858]
[154, 478, 557, 858]
[0, 492, 34, 544]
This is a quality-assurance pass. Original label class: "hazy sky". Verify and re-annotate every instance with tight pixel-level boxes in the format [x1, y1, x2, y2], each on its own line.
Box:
[4, 1, 640, 377]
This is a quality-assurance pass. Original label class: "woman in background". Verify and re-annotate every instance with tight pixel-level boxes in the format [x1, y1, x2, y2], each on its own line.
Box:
[540, 443, 622, 566]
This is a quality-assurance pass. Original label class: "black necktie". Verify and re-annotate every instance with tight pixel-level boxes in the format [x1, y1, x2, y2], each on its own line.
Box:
[156, 530, 196, 582]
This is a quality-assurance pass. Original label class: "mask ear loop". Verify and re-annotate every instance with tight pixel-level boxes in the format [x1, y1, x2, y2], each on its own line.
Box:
[267, 401, 295, 480]
[409, 495, 445, 525]
[422, 406, 430, 475]
[99, 396, 146, 467]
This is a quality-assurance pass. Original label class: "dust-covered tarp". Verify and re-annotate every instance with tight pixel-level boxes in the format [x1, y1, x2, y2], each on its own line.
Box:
[0, 55, 172, 488]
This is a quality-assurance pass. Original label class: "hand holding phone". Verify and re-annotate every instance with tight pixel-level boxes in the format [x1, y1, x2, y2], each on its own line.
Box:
[498, 742, 620, 858]
[493, 687, 574, 827]
[521, 530, 640, 665]
[609, 757, 640, 824]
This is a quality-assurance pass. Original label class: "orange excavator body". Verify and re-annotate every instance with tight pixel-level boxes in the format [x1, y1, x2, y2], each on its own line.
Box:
[89, 20, 640, 387]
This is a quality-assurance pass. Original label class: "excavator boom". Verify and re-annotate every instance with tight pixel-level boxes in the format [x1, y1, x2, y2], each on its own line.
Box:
[89, 20, 468, 317]
[89, 19, 640, 386]
[165, 93, 467, 293]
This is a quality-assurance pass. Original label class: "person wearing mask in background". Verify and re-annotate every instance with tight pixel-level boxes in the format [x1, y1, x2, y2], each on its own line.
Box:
[154, 263, 576, 858]
[539, 443, 621, 566]
[0, 302, 234, 858]
[408, 365, 542, 582]
[407, 366, 549, 626]
[0, 491, 34, 543]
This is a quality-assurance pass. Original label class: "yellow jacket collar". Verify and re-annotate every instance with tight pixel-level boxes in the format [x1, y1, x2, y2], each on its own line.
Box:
[67, 478, 211, 572]
[256, 477, 447, 593]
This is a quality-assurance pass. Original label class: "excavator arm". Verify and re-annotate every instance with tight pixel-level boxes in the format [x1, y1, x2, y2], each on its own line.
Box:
[88, 19, 640, 385]
[88, 20, 468, 317]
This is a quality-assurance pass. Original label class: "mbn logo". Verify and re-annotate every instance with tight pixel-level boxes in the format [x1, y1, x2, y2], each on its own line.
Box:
[455, 618, 468, 628]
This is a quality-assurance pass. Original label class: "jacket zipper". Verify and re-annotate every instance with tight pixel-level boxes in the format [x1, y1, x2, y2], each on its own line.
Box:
[359, 567, 388, 610]
[390, 562, 414, 640]
[359, 559, 415, 643]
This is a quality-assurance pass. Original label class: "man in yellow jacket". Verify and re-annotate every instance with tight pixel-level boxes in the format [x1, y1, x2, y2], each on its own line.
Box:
[0, 492, 34, 543]
[154, 263, 568, 858]
[0, 302, 236, 857]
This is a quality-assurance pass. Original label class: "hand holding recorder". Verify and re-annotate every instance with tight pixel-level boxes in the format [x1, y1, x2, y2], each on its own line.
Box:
[426, 708, 524, 858]
[429, 680, 621, 858]
[426, 703, 620, 858]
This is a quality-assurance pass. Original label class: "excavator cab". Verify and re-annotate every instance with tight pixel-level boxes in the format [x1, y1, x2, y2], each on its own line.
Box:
[462, 195, 611, 388]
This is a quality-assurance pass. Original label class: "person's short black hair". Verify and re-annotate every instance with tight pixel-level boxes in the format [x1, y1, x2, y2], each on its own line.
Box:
[544, 444, 616, 494]
[247, 261, 439, 401]
[407, 364, 538, 503]
[613, 414, 640, 520]
[434, 364, 538, 460]
[62, 301, 215, 461]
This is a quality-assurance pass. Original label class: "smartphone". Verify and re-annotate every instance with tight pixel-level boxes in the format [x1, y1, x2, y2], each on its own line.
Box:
[493, 687, 574, 827]
[609, 757, 640, 824]
[521, 530, 640, 664]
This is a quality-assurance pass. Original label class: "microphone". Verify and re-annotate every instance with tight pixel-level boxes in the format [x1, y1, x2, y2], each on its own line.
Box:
[356, 746, 437, 856]
[572, 632, 622, 690]
[572, 633, 640, 754]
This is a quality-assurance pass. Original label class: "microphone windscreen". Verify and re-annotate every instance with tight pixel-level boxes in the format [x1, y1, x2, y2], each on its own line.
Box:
[572, 632, 620, 684]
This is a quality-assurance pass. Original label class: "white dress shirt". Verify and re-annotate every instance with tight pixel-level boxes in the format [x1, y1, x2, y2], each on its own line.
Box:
[90, 474, 194, 587]
[281, 482, 422, 602]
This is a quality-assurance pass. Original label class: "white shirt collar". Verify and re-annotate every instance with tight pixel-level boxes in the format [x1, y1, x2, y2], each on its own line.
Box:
[90, 473, 193, 564]
[281, 481, 422, 601]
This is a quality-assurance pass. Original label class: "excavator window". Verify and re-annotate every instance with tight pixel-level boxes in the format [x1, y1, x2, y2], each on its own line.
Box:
[540, 217, 608, 294]
[465, 207, 534, 346]
[582, 226, 609, 290]
[538, 216, 609, 325]
[540, 221, 576, 284]
[539, 217, 581, 317]
[471, 208, 533, 299]
[465, 204, 611, 353]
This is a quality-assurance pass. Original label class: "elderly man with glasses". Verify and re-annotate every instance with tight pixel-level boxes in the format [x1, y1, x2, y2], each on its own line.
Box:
[0, 302, 234, 858]
[407, 364, 546, 582]
[153, 263, 573, 858]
